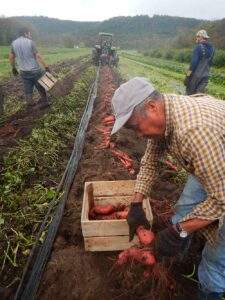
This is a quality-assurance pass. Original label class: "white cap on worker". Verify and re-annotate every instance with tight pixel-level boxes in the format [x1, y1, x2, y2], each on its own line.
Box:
[111, 77, 155, 135]
[196, 29, 210, 39]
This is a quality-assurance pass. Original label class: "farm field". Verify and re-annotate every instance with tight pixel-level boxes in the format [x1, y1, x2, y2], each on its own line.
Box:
[1, 6, 225, 299]
[0, 49, 224, 299]
[120, 51, 225, 99]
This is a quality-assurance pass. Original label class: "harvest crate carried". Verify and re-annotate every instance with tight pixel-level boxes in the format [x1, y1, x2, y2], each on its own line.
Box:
[81, 180, 153, 251]
[38, 71, 58, 91]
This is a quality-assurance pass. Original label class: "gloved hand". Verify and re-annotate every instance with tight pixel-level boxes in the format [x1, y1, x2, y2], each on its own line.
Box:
[45, 66, 50, 73]
[154, 225, 190, 260]
[127, 202, 150, 242]
[12, 67, 19, 76]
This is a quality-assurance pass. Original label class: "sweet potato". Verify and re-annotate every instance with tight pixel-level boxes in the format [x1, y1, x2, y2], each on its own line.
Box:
[116, 249, 130, 265]
[103, 115, 115, 123]
[116, 210, 129, 219]
[138, 251, 156, 266]
[93, 204, 115, 215]
[116, 248, 156, 266]
[96, 212, 117, 220]
[102, 115, 115, 126]
[115, 206, 129, 219]
[136, 226, 155, 246]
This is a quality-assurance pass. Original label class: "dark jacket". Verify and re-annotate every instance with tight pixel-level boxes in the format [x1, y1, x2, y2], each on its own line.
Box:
[190, 42, 214, 73]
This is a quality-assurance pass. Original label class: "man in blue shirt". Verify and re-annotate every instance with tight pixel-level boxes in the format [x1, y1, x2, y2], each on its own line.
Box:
[9, 27, 50, 110]
[185, 30, 214, 95]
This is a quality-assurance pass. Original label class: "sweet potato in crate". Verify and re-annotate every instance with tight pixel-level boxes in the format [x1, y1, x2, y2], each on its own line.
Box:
[81, 180, 153, 251]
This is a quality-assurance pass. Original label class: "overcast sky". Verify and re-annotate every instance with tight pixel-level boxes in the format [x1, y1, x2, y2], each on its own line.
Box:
[1, 0, 225, 21]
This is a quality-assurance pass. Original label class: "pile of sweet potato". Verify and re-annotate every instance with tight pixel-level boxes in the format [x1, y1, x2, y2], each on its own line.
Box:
[89, 203, 157, 270]
[89, 203, 129, 220]
[89, 203, 155, 246]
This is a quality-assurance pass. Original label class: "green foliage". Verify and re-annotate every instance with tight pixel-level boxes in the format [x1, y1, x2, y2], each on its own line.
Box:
[164, 50, 174, 60]
[213, 50, 225, 67]
[151, 49, 163, 58]
[173, 49, 192, 63]
[144, 48, 192, 63]
[0, 15, 203, 49]
[0, 67, 95, 285]
[0, 18, 36, 45]
[120, 51, 225, 99]
[135, 48, 225, 89]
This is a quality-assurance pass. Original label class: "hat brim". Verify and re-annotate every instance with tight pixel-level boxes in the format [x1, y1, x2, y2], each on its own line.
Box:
[111, 110, 133, 135]
[197, 34, 210, 39]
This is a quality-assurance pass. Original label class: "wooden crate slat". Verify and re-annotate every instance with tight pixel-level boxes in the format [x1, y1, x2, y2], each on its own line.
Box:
[82, 219, 128, 237]
[38, 78, 49, 90]
[46, 72, 58, 83]
[94, 195, 131, 205]
[89, 180, 135, 196]
[84, 235, 139, 251]
[38, 72, 58, 91]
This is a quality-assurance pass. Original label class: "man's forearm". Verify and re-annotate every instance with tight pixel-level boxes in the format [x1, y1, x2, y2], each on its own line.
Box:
[9, 53, 16, 67]
[36, 53, 48, 68]
[175, 218, 215, 234]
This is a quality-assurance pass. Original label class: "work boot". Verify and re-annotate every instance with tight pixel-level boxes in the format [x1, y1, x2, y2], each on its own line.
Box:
[198, 285, 224, 300]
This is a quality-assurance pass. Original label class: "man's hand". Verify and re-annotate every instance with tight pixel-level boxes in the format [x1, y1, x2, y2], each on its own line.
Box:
[127, 202, 150, 241]
[184, 70, 192, 86]
[186, 70, 192, 77]
[45, 66, 50, 73]
[12, 67, 19, 76]
[154, 225, 190, 260]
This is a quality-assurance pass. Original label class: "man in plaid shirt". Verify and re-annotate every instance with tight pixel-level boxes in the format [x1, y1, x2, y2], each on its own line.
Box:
[111, 77, 225, 300]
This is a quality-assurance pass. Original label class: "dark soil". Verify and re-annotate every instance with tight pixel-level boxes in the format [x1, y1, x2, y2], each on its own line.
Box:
[0, 57, 90, 159]
[37, 67, 202, 300]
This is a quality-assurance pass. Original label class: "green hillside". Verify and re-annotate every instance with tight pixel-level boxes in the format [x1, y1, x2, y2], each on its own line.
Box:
[0, 15, 224, 49]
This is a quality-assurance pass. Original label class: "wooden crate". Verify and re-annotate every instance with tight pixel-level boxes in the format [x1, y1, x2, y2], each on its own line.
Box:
[38, 72, 58, 91]
[81, 180, 153, 251]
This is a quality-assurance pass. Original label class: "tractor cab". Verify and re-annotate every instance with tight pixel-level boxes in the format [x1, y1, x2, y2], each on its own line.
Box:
[92, 32, 118, 67]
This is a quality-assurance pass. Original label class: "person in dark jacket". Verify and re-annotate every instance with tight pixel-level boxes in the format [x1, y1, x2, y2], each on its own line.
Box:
[185, 30, 214, 95]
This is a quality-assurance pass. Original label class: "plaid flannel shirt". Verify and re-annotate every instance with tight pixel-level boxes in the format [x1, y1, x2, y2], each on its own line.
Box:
[134, 93, 225, 243]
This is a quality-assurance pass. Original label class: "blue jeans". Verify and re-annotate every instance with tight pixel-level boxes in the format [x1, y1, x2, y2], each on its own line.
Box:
[172, 175, 225, 294]
[20, 70, 46, 98]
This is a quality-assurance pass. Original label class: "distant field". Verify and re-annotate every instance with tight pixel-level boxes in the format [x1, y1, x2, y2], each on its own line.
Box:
[120, 51, 225, 99]
[0, 46, 90, 78]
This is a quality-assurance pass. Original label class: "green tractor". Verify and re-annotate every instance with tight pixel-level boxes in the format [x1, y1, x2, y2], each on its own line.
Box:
[92, 32, 118, 67]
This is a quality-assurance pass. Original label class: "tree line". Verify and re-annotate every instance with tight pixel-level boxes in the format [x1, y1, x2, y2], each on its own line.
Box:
[0, 15, 224, 50]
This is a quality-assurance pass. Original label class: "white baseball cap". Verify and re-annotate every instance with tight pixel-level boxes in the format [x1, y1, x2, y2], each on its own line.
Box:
[111, 77, 155, 135]
[196, 30, 210, 39]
